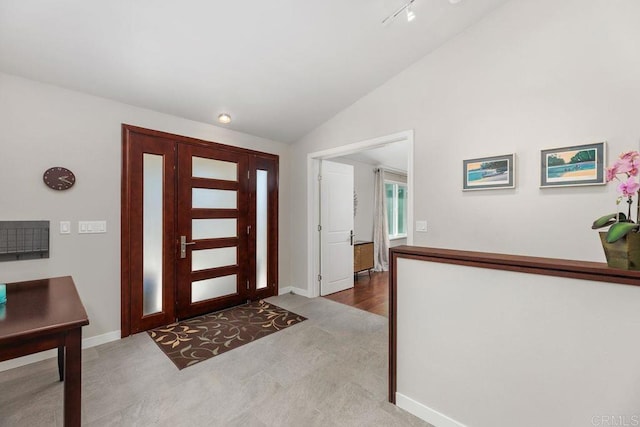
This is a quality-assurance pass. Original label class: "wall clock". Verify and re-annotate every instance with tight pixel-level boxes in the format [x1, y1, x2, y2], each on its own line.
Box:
[43, 167, 76, 191]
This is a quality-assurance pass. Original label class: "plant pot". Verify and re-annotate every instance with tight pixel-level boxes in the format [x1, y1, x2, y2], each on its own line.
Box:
[599, 231, 640, 270]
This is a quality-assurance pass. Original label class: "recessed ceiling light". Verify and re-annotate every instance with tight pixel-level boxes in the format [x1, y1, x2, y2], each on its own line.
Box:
[218, 113, 231, 124]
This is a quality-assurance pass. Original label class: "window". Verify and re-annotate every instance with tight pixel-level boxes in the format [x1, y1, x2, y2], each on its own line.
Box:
[385, 181, 407, 239]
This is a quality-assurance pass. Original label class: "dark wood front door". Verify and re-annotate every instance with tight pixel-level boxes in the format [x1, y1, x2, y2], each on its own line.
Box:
[175, 143, 249, 319]
[121, 125, 279, 336]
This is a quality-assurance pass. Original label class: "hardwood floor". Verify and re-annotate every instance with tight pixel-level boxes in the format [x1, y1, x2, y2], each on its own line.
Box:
[323, 271, 389, 317]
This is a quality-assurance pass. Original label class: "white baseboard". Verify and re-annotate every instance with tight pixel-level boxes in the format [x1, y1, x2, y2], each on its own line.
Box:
[396, 393, 467, 427]
[0, 330, 121, 373]
[278, 286, 312, 298]
[81, 330, 121, 349]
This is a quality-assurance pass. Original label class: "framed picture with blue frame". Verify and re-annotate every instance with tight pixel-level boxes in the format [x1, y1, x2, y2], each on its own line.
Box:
[540, 142, 606, 188]
[463, 153, 515, 191]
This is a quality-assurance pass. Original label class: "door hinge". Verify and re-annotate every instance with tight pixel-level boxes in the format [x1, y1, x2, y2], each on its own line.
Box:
[247, 225, 251, 235]
[248, 170, 250, 180]
[246, 280, 250, 290]
[318, 274, 322, 282]
[317, 174, 322, 181]
[317, 225, 321, 231]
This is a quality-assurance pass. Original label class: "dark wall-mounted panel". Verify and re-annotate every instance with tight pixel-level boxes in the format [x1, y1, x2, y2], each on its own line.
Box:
[0, 221, 50, 262]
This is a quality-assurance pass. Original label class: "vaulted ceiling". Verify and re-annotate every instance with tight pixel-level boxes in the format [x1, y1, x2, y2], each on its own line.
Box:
[0, 0, 509, 143]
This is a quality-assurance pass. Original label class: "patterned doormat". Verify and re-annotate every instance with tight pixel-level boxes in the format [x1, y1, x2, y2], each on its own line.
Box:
[148, 300, 306, 369]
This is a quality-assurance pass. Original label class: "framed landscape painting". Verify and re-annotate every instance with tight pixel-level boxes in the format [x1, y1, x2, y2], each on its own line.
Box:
[540, 142, 606, 188]
[463, 153, 515, 191]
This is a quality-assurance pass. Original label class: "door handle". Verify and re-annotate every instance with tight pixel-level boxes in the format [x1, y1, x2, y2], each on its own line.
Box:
[180, 235, 196, 259]
[350, 230, 354, 246]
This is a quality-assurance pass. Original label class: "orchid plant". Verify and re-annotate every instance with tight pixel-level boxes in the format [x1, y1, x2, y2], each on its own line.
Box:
[592, 150, 640, 243]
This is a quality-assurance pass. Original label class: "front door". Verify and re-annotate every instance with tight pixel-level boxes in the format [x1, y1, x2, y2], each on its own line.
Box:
[176, 143, 249, 319]
[122, 125, 279, 336]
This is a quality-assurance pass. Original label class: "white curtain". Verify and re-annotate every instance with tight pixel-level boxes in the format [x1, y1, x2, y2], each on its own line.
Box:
[373, 168, 390, 271]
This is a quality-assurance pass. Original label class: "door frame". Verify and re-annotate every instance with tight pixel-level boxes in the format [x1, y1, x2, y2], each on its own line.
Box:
[306, 130, 414, 298]
[121, 124, 279, 337]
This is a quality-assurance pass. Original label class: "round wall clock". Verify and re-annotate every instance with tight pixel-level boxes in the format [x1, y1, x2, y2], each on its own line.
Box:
[43, 167, 76, 191]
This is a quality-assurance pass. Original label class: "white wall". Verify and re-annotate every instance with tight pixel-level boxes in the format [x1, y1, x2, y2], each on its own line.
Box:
[289, 0, 640, 292]
[396, 257, 640, 427]
[0, 72, 290, 339]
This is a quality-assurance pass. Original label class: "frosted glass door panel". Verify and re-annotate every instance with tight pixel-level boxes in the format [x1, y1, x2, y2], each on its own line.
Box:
[256, 170, 268, 289]
[192, 219, 237, 239]
[192, 247, 237, 271]
[192, 274, 237, 303]
[192, 157, 237, 181]
[143, 154, 163, 316]
[192, 188, 237, 209]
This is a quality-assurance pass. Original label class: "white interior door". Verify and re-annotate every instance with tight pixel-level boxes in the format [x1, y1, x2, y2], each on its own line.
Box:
[320, 160, 354, 296]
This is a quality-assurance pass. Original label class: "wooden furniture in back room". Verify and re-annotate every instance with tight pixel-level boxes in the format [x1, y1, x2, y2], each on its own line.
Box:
[354, 241, 374, 280]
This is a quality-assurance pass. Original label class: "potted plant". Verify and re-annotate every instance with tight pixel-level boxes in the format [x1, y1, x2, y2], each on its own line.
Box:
[592, 150, 640, 269]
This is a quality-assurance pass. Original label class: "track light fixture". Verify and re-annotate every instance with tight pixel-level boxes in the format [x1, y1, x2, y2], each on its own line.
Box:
[382, 0, 416, 25]
[382, 0, 463, 25]
[406, 6, 416, 22]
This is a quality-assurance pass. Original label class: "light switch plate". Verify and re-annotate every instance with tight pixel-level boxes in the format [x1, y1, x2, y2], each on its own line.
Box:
[60, 221, 71, 234]
[78, 221, 107, 234]
[416, 220, 427, 232]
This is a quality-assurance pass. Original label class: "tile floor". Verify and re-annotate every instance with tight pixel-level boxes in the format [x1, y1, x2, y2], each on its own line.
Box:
[0, 294, 431, 426]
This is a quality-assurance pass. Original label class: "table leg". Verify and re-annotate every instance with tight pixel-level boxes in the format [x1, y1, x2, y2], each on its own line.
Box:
[57, 346, 64, 382]
[63, 328, 82, 427]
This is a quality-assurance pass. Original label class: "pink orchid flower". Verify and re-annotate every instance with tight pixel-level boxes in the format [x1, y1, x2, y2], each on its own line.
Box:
[620, 150, 640, 161]
[618, 176, 640, 197]
[616, 151, 640, 176]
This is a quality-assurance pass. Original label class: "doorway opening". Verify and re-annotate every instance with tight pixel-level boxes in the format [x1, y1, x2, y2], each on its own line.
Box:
[121, 125, 279, 336]
[307, 130, 414, 299]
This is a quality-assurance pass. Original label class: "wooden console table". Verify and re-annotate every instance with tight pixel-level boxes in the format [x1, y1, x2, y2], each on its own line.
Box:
[0, 276, 89, 427]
